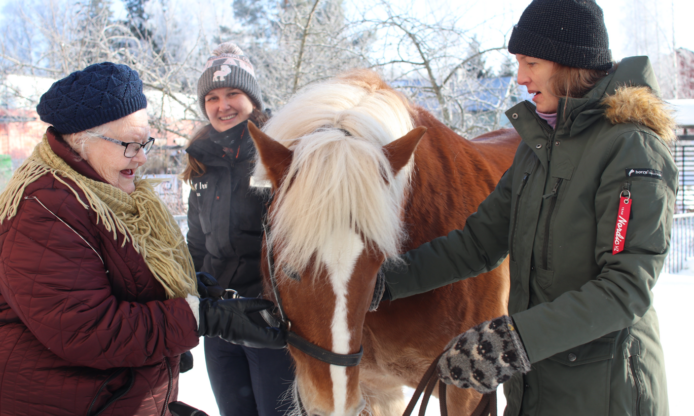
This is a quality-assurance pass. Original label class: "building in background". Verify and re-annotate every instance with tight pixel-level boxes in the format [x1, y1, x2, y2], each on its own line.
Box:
[391, 76, 531, 137]
[668, 99, 694, 212]
[0, 74, 202, 213]
[675, 48, 694, 99]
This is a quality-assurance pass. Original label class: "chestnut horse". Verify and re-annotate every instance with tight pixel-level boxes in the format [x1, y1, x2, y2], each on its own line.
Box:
[248, 70, 520, 416]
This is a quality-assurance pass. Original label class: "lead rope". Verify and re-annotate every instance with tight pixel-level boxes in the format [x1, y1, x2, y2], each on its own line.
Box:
[403, 350, 496, 416]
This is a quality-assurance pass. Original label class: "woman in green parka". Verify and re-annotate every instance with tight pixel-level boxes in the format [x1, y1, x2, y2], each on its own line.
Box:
[381, 1, 676, 415]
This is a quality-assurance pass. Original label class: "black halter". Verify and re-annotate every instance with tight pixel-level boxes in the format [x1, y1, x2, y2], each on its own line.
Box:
[262, 223, 364, 367]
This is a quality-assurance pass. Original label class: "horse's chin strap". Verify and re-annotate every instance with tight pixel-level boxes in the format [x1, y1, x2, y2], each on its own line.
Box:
[288, 333, 364, 367]
[262, 221, 364, 367]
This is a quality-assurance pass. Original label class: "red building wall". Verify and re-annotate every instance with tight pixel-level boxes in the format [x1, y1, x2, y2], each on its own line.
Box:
[677, 48, 694, 99]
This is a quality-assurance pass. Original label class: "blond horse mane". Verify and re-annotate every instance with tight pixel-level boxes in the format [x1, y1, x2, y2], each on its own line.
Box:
[253, 70, 415, 275]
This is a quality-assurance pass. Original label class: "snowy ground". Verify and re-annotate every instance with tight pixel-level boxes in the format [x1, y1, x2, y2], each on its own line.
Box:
[179, 268, 694, 415]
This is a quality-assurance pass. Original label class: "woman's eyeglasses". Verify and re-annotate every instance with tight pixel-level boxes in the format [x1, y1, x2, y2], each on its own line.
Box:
[95, 135, 156, 157]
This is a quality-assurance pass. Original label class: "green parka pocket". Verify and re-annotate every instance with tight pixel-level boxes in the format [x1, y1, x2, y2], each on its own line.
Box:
[624, 180, 669, 254]
[534, 267, 554, 293]
[534, 337, 615, 416]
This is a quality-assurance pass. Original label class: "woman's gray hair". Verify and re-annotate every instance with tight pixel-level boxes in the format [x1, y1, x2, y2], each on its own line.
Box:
[63, 125, 109, 160]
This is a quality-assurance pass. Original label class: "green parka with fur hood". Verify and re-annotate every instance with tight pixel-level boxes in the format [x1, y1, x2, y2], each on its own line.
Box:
[383, 56, 676, 416]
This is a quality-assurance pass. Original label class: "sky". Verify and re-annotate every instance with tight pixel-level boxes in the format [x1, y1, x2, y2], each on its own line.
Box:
[1, 0, 692, 64]
[354, 0, 694, 69]
[0, 0, 694, 58]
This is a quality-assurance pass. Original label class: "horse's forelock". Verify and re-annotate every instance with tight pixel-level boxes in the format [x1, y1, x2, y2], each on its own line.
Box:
[257, 72, 415, 276]
[270, 129, 406, 275]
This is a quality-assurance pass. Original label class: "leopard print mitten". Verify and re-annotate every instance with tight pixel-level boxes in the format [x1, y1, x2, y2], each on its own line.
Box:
[437, 315, 531, 393]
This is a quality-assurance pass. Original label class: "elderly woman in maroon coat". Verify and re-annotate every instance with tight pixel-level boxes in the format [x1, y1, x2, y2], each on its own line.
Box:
[0, 63, 284, 416]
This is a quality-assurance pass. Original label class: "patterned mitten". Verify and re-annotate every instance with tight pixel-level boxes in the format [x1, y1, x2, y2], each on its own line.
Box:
[437, 315, 531, 393]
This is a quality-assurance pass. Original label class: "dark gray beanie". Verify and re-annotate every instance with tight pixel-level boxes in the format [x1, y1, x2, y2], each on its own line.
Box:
[508, 0, 613, 70]
[37, 62, 147, 134]
[197, 43, 263, 119]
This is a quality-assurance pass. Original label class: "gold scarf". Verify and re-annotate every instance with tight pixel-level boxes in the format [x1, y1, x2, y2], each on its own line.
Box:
[0, 136, 197, 299]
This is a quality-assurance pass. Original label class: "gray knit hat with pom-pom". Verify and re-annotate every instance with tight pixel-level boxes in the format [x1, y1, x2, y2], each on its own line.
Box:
[197, 42, 263, 118]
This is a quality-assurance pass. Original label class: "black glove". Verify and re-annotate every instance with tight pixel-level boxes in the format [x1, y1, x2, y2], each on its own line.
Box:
[198, 297, 287, 349]
[169, 401, 209, 416]
[196, 272, 225, 299]
[437, 315, 531, 393]
[179, 350, 194, 373]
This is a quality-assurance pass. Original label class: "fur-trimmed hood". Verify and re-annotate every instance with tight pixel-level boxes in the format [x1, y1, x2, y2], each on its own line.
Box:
[563, 56, 676, 143]
[602, 85, 676, 143]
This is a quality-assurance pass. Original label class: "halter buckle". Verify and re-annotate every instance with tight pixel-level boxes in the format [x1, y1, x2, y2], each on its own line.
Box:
[223, 288, 239, 299]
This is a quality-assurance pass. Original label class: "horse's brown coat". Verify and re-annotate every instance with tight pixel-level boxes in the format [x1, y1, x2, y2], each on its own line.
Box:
[251, 71, 520, 416]
[361, 108, 518, 415]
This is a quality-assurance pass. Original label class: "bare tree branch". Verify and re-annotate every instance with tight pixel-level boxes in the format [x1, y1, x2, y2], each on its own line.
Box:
[292, 0, 323, 94]
[0, 54, 63, 74]
[442, 46, 507, 86]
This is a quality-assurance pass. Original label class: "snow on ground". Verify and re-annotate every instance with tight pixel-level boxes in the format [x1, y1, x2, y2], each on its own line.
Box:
[654, 268, 694, 416]
[179, 268, 693, 415]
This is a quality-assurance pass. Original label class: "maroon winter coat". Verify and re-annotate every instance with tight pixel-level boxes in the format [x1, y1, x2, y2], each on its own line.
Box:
[0, 129, 200, 416]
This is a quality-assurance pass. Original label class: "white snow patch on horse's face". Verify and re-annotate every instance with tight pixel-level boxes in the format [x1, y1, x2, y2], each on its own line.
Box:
[322, 231, 364, 415]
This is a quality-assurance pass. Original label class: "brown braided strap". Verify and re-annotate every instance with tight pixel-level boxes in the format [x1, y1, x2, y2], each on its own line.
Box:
[403, 350, 497, 416]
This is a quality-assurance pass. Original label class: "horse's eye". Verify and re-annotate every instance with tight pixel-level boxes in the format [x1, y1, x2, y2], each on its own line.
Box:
[282, 265, 301, 281]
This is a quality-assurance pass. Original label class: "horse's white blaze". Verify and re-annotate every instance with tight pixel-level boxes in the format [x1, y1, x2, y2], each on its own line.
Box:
[322, 231, 364, 415]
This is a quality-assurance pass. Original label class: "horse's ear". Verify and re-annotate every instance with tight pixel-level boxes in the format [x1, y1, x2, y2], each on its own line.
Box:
[248, 121, 293, 189]
[382, 126, 427, 175]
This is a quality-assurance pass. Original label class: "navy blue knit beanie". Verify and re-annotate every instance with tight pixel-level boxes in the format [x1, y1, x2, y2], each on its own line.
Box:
[37, 62, 147, 134]
[508, 0, 613, 70]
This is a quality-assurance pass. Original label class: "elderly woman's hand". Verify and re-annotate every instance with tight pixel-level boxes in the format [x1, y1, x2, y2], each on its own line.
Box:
[179, 351, 194, 373]
[196, 272, 225, 299]
[197, 297, 287, 349]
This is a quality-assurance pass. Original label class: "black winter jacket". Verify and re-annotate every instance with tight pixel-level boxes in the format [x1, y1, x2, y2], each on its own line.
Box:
[186, 121, 269, 297]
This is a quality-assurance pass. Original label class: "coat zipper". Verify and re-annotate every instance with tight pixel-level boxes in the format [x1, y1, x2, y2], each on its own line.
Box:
[162, 358, 173, 416]
[629, 355, 642, 416]
[541, 178, 564, 270]
[510, 172, 531, 261]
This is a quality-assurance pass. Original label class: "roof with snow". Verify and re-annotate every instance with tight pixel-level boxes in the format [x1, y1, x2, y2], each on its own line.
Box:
[0, 74, 56, 110]
[391, 76, 520, 113]
[1, 74, 199, 120]
[668, 99, 694, 127]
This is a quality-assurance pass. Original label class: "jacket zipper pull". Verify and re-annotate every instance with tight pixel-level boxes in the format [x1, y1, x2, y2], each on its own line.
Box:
[518, 173, 530, 195]
[542, 178, 563, 199]
[613, 183, 632, 254]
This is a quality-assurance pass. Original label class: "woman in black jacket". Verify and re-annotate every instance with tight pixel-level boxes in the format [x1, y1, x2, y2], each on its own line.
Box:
[183, 42, 293, 416]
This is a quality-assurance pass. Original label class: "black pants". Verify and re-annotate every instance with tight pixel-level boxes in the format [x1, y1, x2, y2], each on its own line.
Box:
[204, 337, 294, 416]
